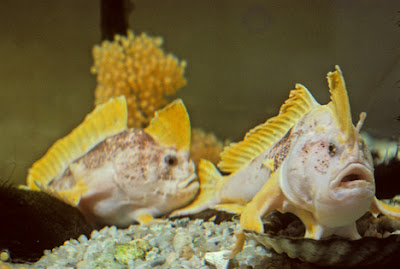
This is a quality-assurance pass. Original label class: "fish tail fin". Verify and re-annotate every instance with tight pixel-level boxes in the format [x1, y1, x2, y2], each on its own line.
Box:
[170, 159, 223, 217]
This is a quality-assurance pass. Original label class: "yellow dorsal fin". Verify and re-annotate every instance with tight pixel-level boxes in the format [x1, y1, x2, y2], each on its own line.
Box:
[145, 99, 191, 151]
[26, 96, 128, 190]
[327, 65, 355, 144]
[218, 84, 319, 173]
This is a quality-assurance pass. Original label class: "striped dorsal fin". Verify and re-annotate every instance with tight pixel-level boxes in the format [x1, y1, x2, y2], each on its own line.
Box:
[218, 84, 319, 173]
[26, 96, 128, 195]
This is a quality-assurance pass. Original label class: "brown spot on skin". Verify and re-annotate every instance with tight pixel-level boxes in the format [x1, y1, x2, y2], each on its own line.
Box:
[302, 140, 330, 174]
[267, 128, 294, 171]
[80, 130, 156, 170]
[49, 129, 159, 190]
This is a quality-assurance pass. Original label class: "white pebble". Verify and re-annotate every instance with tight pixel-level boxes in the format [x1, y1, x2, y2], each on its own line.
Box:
[108, 225, 118, 237]
[90, 230, 100, 240]
[204, 250, 231, 269]
[78, 234, 89, 244]
[173, 232, 193, 252]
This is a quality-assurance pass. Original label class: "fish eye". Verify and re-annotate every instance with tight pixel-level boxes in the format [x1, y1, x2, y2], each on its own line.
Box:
[328, 143, 336, 156]
[164, 155, 178, 166]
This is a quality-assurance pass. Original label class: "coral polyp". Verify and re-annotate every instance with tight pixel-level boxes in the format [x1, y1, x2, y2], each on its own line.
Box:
[92, 30, 187, 128]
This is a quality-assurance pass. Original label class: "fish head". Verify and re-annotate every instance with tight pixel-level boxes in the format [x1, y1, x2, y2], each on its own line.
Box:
[281, 66, 375, 228]
[143, 145, 198, 210]
[141, 99, 199, 212]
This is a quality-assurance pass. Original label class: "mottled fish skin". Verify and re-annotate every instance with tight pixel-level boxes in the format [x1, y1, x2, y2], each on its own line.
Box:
[48, 129, 198, 227]
[279, 105, 375, 236]
[227, 66, 400, 258]
[24, 97, 199, 228]
[170, 83, 319, 217]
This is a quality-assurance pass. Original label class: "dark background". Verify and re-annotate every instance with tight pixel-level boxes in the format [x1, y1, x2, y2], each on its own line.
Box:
[0, 0, 399, 184]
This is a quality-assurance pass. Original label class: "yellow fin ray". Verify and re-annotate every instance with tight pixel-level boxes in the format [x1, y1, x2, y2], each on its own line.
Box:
[218, 84, 319, 173]
[327, 65, 355, 143]
[145, 99, 191, 151]
[211, 203, 245, 214]
[370, 196, 400, 219]
[26, 96, 128, 191]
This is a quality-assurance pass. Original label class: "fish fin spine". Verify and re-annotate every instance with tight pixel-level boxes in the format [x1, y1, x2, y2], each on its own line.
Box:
[144, 98, 191, 151]
[218, 84, 318, 173]
[26, 96, 127, 191]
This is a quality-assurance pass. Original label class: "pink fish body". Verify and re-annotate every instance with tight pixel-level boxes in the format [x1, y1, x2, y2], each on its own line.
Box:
[24, 97, 199, 227]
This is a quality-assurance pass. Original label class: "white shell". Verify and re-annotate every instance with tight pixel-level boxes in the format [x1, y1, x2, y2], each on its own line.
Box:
[204, 250, 230, 269]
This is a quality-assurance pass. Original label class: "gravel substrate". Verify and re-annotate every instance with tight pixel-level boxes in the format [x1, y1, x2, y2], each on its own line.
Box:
[1, 218, 270, 269]
[4, 213, 400, 268]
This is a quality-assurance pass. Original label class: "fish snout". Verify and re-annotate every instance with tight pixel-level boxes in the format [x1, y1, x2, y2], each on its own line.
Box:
[331, 163, 374, 191]
[177, 173, 199, 189]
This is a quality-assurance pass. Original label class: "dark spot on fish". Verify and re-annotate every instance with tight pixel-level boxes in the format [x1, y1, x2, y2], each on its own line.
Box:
[267, 128, 294, 170]
[328, 143, 336, 157]
[314, 158, 329, 174]
[302, 140, 331, 174]
[164, 154, 178, 166]
[136, 130, 156, 150]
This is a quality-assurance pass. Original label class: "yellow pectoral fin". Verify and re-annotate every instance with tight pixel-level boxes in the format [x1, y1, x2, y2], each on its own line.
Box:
[240, 168, 284, 233]
[370, 196, 400, 219]
[225, 232, 246, 259]
[290, 207, 323, 239]
[170, 159, 223, 217]
[211, 203, 246, 214]
[229, 168, 284, 258]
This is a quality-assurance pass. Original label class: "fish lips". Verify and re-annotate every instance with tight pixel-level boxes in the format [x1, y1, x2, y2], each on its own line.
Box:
[177, 174, 199, 190]
[330, 163, 375, 197]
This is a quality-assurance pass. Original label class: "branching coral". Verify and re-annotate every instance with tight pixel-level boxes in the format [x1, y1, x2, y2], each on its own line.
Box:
[91, 30, 226, 166]
[91, 30, 187, 128]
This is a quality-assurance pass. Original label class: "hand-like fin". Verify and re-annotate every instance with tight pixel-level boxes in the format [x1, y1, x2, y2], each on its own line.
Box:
[228, 168, 284, 258]
[170, 159, 224, 217]
[370, 196, 400, 219]
[211, 203, 245, 214]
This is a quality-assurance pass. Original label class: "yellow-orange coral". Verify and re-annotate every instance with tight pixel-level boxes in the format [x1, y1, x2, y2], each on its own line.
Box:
[190, 128, 228, 167]
[92, 30, 187, 128]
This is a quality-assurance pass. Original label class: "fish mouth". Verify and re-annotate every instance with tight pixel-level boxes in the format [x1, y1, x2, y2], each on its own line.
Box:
[177, 174, 199, 189]
[331, 163, 374, 191]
